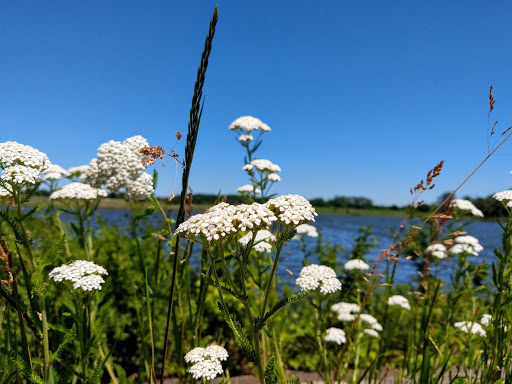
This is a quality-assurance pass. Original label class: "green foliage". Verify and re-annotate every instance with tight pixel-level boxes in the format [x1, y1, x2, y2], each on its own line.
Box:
[254, 292, 307, 330]
[264, 357, 277, 384]
[217, 302, 256, 363]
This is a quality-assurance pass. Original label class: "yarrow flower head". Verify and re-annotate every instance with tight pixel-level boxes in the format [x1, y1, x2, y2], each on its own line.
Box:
[331, 302, 360, 322]
[296, 264, 341, 294]
[184, 345, 228, 381]
[425, 243, 448, 259]
[344, 259, 370, 272]
[387, 295, 411, 310]
[43, 164, 70, 181]
[50, 183, 107, 200]
[229, 116, 271, 133]
[49, 260, 108, 291]
[292, 224, 319, 240]
[125, 172, 154, 201]
[454, 321, 486, 337]
[239, 230, 275, 253]
[493, 190, 512, 207]
[451, 199, 484, 217]
[0, 142, 50, 189]
[68, 165, 90, 179]
[324, 328, 346, 345]
[451, 235, 483, 256]
[480, 314, 492, 327]
[243, 159, 281, 173]
[265, 194, 317, 226]
[237, 184, 261, 194]
[364, 329, 380, 337]
[267, 173, 281, 182]
[238, 134, 254, 143]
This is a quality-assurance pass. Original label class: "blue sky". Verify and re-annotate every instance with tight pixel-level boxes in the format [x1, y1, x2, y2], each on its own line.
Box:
[2, 1, 512, 205]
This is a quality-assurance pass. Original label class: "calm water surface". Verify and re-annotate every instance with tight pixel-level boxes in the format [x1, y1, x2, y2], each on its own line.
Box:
[85, 210, 503, 286]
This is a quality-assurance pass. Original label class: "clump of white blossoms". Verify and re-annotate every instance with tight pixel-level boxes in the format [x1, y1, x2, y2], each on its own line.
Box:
[43, 164, 70, 181]
[243, 159, 281, 173]
[296, 264, 341, 294]
[292, 224, 319, 240]
[344, 259, 370, 272]
[331, 302, 360, 322]
[125, 172, 154, 201]
[493, 190, 512, 207]
[237, 184, 261, 194]
[184, 345, 228, 381]
[451, 199, 484, 217]
[324, 327, 347, 345]
[265, 194, 317, 226]
[387, 295, 411, 310]
[451, 235, 483, 256]
[175, 202, 277, 244]
[364, 329, 380, 337]
[425, 243, 448, 259]
[239, 230, 275, 253]
[50, 183, 107, 200]
[49, 260, 108, 291]
[454, 321, 486, 337]
[238, 134, 254, 143]
[229, 116, 271, 133]
[267, 173, 281, 182]
[480, 314, 492, 326]
[68, 165, 90, 179]
[359, 313, 383, 336]
[84, 135, 149, 193]
[0, 141, 50, 191]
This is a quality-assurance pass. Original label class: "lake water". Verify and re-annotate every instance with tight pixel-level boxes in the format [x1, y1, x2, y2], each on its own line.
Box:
[83, 210, 504, 287]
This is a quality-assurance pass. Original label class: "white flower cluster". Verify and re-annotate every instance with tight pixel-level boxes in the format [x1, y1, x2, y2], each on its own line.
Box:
[0, 142, 50, 189]
[43, 164, 70, 181]
[49, 260, 108, 291]
[480, 314, 492, 326]
[331, 302, 360, 322]
[50, 183, 107, 200]
[267, 173, 281, 182]
[451, 199, 484, 217]
[387, 295, 411, 310]
[324, 327, 346, 345]
[68, 165, 90, 179]
[237, 184, 261, 194]
[0, 185, 9, 200]
[454, 321, 486, 337]
[229, 116, 271, 133]
[125, 172, 154, 201]
[84, 136, 148, 193]
[176, 202, 277, 243]
[425, 243, 447, 259]
[493, 190, 512, 207]
[239, 230, 275, 253]
[451, 235, 483, 256]
[344, 259, 370, 272]
[296, 264, 341, 294]
[359, 314, 383, 337]
[265, 194, 317, 226]
[184, 345, 228, 381]
[238, 134, 254, 143]
[243, 159, 281, 173]
[292, 224, 319, 240]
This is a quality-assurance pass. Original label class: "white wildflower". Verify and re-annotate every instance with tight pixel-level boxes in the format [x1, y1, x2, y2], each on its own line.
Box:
[238, 134, 254, 143]
[247, 159, 281, 173]
[123, 135, 149, 160]
[324, 328, 346, 345]
[292, 224, 318, 240]
[0, 141, 50, 172]
[125, 172, 154, 201]
[68, 165, 90, 179]
[49, 260, 108, 291]
[50, 183, 107, 200]
[229, 116, 271, 132]
[2, 166, 42, 185]
[337, 312, 356, 321]
[359, 314, 379, 326]
[480, 314, 492, 327]
[454, 321, 486, 337]
[0, 185, 10, 200]
[231, 203, 277, 231]
[364, 329, 380, 337]
[451, 235, 483, 256]
[344, 259, 370, 271]
[239, 230, 275, 253]
[267, 173, 281, 182]
[237, 184, 261, 194]
[205, 345, 229, 361]
[451, 199, 484, 217]
[188, 359, 223, 381]
[425, 243, 448, 259]
[184, 347, 207, 364]
[265, 194, 318, 226]
[387, 295, 411, 310]
[371, 323, 384, 332]
[296, 264, 341, 294]
[43, 164, 70, 180]
[331, 302, 360, 314]
[493, 190, 512, 206]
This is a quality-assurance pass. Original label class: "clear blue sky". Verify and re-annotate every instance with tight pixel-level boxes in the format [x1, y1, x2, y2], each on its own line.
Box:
[2, 1, 512, 205]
